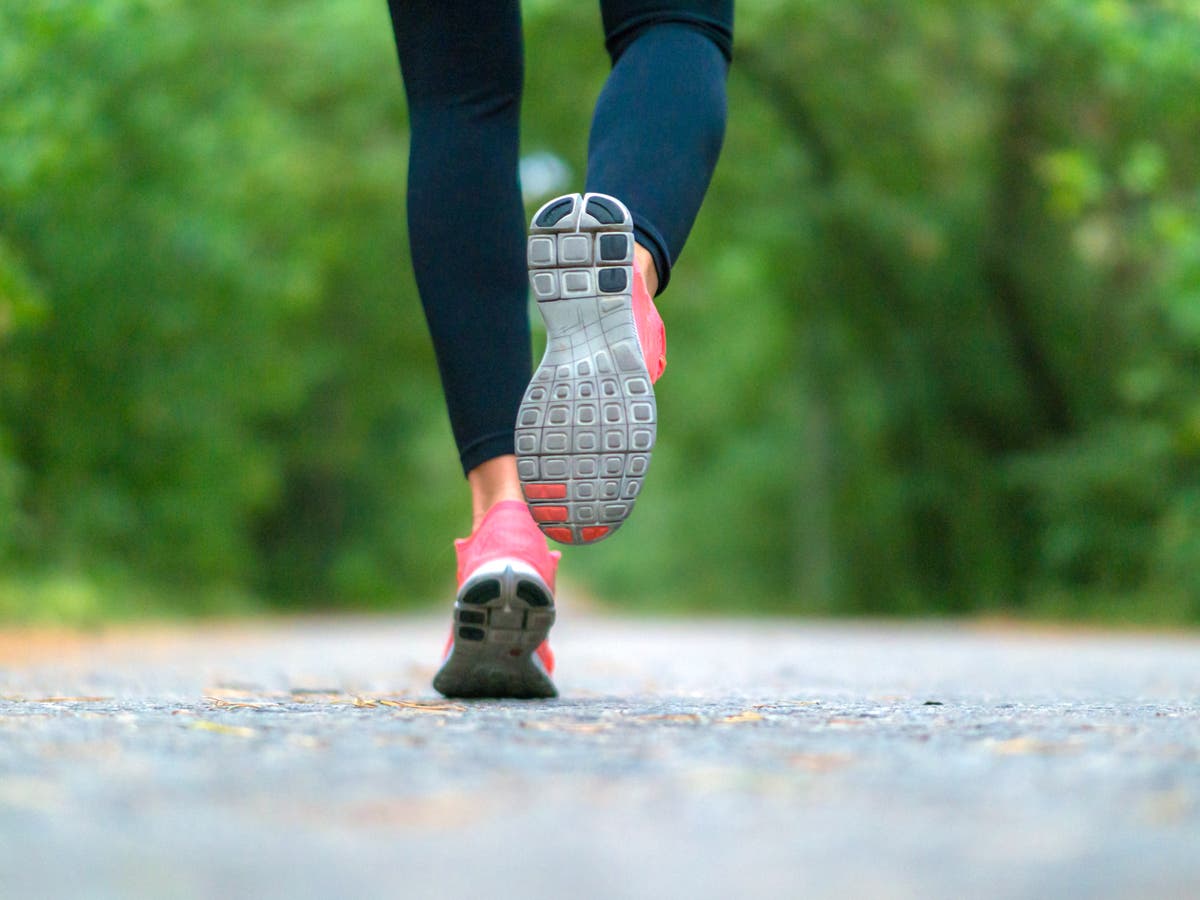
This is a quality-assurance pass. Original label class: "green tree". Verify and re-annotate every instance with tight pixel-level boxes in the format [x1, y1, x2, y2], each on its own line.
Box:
[1, 0, 1198, 622]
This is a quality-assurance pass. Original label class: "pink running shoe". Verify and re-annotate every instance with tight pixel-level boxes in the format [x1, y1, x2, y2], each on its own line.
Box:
[432, 500, 560, 699]
[517, 192, 666, 546]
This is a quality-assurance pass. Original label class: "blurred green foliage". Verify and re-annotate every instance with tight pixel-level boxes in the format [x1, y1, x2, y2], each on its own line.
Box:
[1, 0, 1198, 623]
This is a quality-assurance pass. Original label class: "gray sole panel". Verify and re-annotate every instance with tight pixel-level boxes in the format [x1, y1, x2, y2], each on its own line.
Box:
[518, 192, 656, 545]
[432, 566, 557, 700]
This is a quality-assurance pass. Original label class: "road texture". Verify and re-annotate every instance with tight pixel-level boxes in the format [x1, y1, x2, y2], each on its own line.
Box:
[1, 611, 1198, 900]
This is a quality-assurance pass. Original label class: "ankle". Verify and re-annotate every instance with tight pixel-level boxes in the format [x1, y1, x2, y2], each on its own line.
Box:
[467, 455, 524, 532]
[634, 243, 659, 296]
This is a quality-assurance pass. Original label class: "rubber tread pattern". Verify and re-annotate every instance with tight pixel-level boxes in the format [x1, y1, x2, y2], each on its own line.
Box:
[520, 193, 656, 545]
[536, 197, 575, 228]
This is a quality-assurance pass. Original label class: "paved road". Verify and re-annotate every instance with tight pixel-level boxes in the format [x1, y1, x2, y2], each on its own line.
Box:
[1, 613, 1198, 900]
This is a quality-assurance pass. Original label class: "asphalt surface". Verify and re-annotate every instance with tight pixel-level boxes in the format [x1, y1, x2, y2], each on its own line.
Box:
[1, 612, 1198, 900]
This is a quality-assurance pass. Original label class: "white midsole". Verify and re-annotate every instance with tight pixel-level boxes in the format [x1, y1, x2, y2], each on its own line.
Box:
[459, 556, 547, 586]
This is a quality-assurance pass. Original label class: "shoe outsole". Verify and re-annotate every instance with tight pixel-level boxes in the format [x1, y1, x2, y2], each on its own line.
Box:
[517, 192, 657, 546]
[432, 564, 557, 700]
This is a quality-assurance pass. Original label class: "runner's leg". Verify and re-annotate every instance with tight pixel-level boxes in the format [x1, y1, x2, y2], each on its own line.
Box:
[386, 0, 530, 489]
[587, 0, 734, 294]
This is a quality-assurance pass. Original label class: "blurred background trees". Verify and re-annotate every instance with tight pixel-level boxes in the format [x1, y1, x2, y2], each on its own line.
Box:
[1, 0, 1198, 622]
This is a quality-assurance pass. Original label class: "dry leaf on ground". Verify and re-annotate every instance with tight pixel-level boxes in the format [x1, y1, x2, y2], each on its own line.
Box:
[754, 700, 820, 709]
[189, 719, 257, 738]
[205, 687, 272, 699]
[990, 737, 1082, 756]
[630, 713, 703, 724]
[205, 697, 270, 710]
[521, 720, 612, 734]
[377, 699, 466, 713]
[34, 697, 112, 703]
[719, 711, 765, 724]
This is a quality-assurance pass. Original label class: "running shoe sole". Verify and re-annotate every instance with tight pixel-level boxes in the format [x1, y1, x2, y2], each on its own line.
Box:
[517, 192, 656, 545]
[432, 560, 557, 699]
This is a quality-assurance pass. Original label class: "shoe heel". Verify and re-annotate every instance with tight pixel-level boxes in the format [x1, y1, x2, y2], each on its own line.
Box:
[433, 564, 557, 700]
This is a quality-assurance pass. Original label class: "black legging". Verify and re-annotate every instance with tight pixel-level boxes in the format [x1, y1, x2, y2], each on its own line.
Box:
[387, 1, 733, 474]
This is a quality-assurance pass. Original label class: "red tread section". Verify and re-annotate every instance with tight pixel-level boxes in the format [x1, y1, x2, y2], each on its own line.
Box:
[543, 527, 573, 544]
[525, 483, 568, 500]
[532, 505, 569, 523]
[581, 526, 610, 542]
